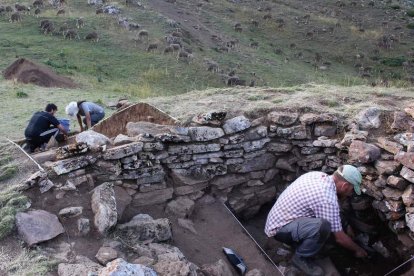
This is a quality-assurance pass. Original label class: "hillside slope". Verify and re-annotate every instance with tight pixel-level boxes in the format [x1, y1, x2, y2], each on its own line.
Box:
[0, 0, 413, 92]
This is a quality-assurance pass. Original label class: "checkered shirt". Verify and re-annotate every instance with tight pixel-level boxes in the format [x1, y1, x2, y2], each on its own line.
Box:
[265, 171, 342, 237]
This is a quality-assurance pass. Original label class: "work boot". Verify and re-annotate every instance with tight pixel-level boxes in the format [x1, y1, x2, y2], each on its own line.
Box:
[291, 254, 324, 276]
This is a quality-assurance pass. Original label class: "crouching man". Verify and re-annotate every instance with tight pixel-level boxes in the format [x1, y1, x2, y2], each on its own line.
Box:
[265, 165, 367, 276]
[65, 101, 105, 132]
[24, 103, 68, 153]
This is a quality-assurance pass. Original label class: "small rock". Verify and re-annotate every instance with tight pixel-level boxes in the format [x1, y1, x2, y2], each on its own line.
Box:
[391, 111, 414, 132]
[95, 246, 118, 265]
[165, 197, 195, 218]
[77, 218, 90, 235]
[132, 256, 156, 266]
[356, 107, 381, 129]
[201, 259, 233, 276]
[113, 134, 136, 146]
[267, 112, 298, 126]
[100, 258, 157, 275]
[177, 218, 197, 234]
[192, 111, 227, 126]
[246, 268, 265, 276]
[59, 207, 83, 218]
[222, 116, 251, 134]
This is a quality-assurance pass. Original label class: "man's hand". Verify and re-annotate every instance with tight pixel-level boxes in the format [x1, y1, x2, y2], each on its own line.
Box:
[355, 247, 368, 258]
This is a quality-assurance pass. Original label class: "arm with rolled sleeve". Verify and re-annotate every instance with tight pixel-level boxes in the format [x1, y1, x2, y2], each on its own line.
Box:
[314, 203, 367, 257]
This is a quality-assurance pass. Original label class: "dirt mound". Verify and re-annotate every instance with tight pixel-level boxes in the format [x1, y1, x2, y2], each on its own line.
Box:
[3, 58, 77, 88]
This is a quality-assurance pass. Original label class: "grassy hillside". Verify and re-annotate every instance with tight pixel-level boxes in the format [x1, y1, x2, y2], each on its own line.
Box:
[0, 0, 413, 138]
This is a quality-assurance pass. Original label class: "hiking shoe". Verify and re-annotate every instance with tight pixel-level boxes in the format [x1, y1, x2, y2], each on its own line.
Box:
[21, 143, 33, 153]
[291, 254, 324, 276]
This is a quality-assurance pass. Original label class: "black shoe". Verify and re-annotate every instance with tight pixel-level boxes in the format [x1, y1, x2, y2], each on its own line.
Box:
[291, 254, 324, 276]
[21, 143, 33, 153]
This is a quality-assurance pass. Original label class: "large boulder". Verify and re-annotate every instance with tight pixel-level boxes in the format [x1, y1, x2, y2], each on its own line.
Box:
[99, 258, 156, 275]
[76, 130, 111, 149]
[348, 141, 381, 163]
[16, 210, 64, 246]
[115, 214, 172, 243]
[91, 183, 118, 235]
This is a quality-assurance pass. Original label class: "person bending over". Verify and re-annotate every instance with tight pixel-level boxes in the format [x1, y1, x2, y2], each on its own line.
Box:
[24, 103, 68, 153]
[65, 101, 105, 132]
[265, 165, 368, 276]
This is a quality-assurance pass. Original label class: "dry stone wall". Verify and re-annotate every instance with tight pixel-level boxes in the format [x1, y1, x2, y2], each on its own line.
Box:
[41, 105, 414, 238]
[46, 111, 341, 220]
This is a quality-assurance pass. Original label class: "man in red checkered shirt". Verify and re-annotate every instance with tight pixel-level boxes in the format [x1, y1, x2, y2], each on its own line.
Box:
[265, 165, 367, 276]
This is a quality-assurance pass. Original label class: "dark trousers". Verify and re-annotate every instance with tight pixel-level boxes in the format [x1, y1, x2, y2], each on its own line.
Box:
[82, 111, 105, 127]
[26, 128, 64, 152]
[274, 217, 331, 258]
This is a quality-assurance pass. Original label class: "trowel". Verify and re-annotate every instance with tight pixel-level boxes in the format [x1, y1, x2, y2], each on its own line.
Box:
[223, 247, 248, 275]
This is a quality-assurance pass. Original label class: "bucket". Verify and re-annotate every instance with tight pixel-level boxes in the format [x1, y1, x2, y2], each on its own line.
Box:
[58, 118, 70, 133]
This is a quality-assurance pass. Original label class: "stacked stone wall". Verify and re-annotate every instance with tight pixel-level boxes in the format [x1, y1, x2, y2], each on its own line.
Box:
[42, 106, 414, 237]
[46, 111, 341, 220]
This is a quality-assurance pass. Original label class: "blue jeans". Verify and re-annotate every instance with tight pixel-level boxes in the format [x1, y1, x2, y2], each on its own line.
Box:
[83, 111, 105, 126]
[274, 217, 331, 257]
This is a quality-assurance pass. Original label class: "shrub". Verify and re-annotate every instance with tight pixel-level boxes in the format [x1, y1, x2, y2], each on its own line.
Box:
[381, 56, 406, 67]
[0, 215, 15, 240]
[390, 4, 400, 10]
[16, 90, 28, 98]
[407, 9, 414, 17]
[407, 23, 414, 29]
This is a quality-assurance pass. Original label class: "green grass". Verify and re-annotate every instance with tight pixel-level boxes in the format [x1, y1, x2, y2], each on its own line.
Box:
[0, 189, 29, 240]
[0, 0, 413, 139]
[381, 56, 406, 67]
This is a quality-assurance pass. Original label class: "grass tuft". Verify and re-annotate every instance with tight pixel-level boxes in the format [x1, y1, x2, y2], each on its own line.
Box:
[0, 165, 18, 182]
[0, 215, 15, 240]
[15, 90, 28, 98]
[381, 57, 406, 67]
[3, 249, 58, 276]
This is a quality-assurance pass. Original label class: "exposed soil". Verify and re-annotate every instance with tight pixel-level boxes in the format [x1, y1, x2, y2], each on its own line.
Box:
[3, 58, 77, 89]
[21, 178, 279, 275]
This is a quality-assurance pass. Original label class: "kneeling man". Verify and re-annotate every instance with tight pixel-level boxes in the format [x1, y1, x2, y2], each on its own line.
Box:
[265, 165, 367, 276]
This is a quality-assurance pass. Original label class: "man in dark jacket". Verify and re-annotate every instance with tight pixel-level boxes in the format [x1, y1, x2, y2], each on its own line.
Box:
[24, 103, 68, 153]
